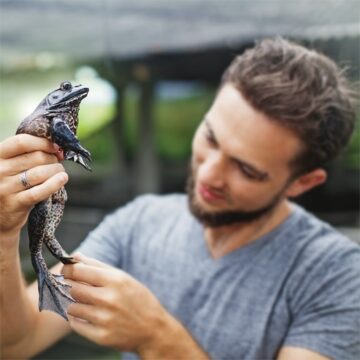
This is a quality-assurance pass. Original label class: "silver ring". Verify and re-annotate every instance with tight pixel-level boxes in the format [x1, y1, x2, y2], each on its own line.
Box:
[20, 170, 32, 189]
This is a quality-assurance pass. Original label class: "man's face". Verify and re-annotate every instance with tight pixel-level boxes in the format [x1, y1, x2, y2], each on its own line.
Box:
[187, 84, 303, 227]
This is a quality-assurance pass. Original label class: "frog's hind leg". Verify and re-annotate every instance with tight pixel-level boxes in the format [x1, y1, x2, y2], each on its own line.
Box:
[33, 252, 74, 320]
[28, 199, 74, 320]
[44, 187, 77, 264]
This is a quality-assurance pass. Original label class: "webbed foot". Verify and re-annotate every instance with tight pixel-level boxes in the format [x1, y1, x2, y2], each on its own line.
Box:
[53, 274, 72, 288]
[35, 256, 75, 320]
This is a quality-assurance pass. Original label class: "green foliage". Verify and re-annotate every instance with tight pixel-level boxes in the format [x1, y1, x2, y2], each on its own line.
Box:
[344, 117, 360, 169]
[77, 103, 116, 139]
[82, 124, 117, 163]
[154, 92, 214, 159]
[122, 90, 214, 159]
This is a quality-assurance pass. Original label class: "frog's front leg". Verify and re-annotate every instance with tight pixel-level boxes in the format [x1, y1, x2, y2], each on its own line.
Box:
[50, 116, 92, 171]
[43, 187, 76, 264]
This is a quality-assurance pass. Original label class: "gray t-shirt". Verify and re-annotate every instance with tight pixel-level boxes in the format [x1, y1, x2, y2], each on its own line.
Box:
[77, 194, 360, 360]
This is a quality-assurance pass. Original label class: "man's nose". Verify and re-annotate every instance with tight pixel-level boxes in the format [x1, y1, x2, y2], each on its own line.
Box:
[198, 152, 225, 188]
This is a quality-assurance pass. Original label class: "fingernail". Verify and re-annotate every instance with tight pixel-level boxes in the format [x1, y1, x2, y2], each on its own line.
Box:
[53, 144, 60, 152]
[59, 173, 68, 183]
[56, 150, 65, 162]
[72, 252, 83, 261]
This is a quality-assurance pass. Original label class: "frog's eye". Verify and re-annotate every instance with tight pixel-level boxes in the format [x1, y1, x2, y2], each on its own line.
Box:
[60, 81, 72, 91]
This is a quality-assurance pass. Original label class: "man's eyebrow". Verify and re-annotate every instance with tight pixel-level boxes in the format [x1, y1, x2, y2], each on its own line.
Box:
[204, 119, 217, 142]
[204, 118, 270, 181]
[232, 157, 270, 181]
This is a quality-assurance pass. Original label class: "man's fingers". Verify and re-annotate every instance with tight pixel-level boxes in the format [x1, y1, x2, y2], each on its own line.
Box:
[67, 303, 101, 324]
[0, 134, 58, 159]
[72, 253, 114, 269]
[4, 163, 65, 193]
[69, 316, 105, 345]
[62, 262, 111, 287]
[15, 172, 68, 207]
[66, 279, 104, 305]
[1, 151, 59, 176]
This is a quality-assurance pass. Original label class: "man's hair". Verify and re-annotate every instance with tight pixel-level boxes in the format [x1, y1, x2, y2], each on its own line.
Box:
[222, 37, 357, 176]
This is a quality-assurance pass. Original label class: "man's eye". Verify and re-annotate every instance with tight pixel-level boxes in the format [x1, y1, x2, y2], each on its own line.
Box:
[205, 131, 217, 146]
[237, 164, 258, 180]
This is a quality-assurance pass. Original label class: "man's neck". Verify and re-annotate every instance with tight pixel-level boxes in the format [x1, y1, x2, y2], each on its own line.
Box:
[204, 200, 293, 260]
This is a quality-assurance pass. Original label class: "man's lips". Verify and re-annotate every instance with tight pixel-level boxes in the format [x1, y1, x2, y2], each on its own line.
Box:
[198, 183, 225, 202]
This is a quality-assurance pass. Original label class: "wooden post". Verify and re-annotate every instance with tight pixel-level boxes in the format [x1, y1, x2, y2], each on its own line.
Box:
[134, 77, 160, 194]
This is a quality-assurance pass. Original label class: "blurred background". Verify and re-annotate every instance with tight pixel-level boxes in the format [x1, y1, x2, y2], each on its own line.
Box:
[0, 0, 359, 358]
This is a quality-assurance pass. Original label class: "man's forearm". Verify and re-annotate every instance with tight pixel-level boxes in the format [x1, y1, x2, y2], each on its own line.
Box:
[0, 232, 37, 356]
[138, 312, 210, 360]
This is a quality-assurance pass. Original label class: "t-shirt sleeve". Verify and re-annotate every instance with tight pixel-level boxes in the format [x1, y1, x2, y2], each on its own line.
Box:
[283, 240, 360, 360]
[74, 195, 152, 268]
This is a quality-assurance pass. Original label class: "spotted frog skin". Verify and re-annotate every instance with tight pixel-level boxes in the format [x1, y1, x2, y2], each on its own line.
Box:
[16, 81, 91, 320]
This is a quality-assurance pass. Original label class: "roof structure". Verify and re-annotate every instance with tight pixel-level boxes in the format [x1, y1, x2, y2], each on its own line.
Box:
[1, 0, 359, 69]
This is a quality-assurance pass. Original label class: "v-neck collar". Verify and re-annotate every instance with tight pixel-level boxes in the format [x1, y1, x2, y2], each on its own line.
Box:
[189, 202, 303, 268]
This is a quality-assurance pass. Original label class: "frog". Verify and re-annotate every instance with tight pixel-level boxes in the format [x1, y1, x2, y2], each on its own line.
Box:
[16, 81, 91, 320]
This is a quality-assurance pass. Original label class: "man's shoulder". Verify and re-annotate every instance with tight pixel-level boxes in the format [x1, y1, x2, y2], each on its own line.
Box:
[290, 203, 360, 274]
[284, 205, 360, 331]
[294, 203, 359, 250]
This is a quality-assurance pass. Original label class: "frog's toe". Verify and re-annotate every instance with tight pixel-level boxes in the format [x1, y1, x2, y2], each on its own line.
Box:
[60, 256, 78, 264]
[53, 274, 71, 288]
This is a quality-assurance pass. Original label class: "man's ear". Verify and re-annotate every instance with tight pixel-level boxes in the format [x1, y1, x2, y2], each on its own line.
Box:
[285, 168, 327, 198]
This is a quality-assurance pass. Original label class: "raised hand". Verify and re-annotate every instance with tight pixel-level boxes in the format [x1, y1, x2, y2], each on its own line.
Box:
[0, 134, 67, 240]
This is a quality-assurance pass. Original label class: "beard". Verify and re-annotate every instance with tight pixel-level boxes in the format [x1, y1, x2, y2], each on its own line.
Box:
[186, 162, 288, 228]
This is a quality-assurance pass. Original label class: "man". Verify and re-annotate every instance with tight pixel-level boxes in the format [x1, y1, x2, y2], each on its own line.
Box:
[1, 38, 359, 360]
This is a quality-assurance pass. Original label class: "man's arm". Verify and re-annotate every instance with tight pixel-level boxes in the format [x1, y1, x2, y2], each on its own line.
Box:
[62, 254, 210, 360]
[1, 248, 71, 359]
[1, 232, 38, 356]
[0, 134, 71, 358]
[278, 346, 329, 360]
[137, 310, 210, 360]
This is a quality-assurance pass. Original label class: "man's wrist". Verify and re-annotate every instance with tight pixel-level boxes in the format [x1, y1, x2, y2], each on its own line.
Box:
[138, 311, 209, 360]
[0, 230, 20, 257]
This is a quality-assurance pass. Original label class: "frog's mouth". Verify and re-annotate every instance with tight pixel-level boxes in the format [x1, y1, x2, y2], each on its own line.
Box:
[48, 87, 89, 110]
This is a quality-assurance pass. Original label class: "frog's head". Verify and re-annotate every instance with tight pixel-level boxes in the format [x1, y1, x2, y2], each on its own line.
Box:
[46, 81, 89, 111]
[33, 80, 89, 137]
